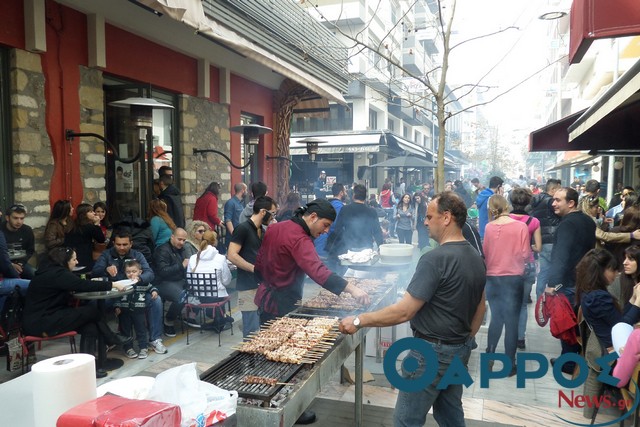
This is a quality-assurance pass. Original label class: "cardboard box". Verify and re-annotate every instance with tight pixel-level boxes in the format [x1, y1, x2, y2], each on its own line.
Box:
[57, 395, 181, 427]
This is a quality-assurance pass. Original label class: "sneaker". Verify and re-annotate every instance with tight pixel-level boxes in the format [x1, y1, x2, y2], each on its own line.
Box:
[164, 324, 176, 337]
[150, 338, 168, 354]
[125, 348, 138, 359]
[517, 339, 526, 350]
[183, 318, 201, 329]
[138, 348, 148, 359]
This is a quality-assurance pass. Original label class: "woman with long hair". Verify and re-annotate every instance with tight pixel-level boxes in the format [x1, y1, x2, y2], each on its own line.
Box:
[44, 200, 74, 251]
[573, 248, 640, 389]
[610, 245, 640, 386]
[483, 194, 530, 375]
[186, 230, 232, 330]
[193, 181, 222, 229]
[508, 187, 542, 350]
[64, 203, 105, 271]
[148, 198, 176, 247]
[92, 201, 111, 261]
[276, 192, 302, 223]
[575, 248, 640, 349]
[395, 193, 414, 244]
[412, 192, 429, 250]
[22, 247, 130, 371]
[184, 220, 210, 258]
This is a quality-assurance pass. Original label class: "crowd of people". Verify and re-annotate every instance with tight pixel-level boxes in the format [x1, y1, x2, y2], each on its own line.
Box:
[6, 169, 640, 424]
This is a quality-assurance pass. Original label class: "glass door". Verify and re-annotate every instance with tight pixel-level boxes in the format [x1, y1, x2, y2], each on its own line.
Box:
[104, 80, 177, 224]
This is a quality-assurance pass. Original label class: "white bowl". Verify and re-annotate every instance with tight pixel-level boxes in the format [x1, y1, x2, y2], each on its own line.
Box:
[379, 243, 413, 264]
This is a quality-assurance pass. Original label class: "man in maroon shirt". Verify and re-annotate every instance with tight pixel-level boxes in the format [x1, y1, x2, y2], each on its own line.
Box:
[254, 199, 370, 323]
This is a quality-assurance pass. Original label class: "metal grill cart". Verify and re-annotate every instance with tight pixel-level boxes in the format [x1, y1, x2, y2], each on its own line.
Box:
[200, 281, 397, 427]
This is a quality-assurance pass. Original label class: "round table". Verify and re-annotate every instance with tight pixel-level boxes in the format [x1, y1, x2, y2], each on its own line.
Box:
[74, 288, 133, 377]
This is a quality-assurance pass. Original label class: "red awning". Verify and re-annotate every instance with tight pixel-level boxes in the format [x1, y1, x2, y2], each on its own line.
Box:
[529, 111, 584, 152]
[570, 0, 640, 64]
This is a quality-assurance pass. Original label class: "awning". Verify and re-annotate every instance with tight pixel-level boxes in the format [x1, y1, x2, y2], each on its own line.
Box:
[545, 153, 596, 172]
[139, 0, 347, 104]
[568, 58, 640, 143]
[569, 0, 640, 64]
[290, 132, 383, 155]
[529, 110, 585, 152]
[381, 132, 431, 158]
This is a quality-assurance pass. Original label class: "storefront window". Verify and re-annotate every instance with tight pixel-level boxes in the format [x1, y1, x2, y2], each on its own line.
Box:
[0, 49, 11, 207]
[291, 103, 353, 132]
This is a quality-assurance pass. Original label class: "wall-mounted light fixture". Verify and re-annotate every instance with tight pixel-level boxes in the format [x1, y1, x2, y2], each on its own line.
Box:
[295, 137, 327, 162]
[592, 162, 600, 172]
[614, 159, 624, 170]
[65, 96, 174, 163]
[193, 124, 272, 171]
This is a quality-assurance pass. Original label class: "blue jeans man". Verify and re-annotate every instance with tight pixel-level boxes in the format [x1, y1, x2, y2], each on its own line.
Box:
[535, 243, 553, 297]
[393, 339, 473, 427]
[0, 278, 30, 311]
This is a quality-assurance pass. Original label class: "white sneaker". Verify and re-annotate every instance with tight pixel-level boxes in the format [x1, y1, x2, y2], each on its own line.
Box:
[138, 348, 148, 359]
[149, 338, 168, 354]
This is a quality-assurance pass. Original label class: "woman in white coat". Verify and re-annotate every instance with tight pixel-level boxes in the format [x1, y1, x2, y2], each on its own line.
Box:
[186, 230, 232, 329]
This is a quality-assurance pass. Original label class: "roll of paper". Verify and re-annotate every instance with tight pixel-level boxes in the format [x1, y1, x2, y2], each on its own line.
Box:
[31, 353, 97, 427]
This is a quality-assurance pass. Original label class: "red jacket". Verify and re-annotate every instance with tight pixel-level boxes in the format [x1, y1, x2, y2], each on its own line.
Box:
[254, 218, 345, 316]
[193, 192, 221, 228]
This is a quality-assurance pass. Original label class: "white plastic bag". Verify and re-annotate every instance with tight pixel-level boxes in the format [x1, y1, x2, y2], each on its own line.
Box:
[146, 363, 237, 427]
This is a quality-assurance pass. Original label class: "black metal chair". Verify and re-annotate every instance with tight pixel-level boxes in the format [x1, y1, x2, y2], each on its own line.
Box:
[183, 271, 233, 346]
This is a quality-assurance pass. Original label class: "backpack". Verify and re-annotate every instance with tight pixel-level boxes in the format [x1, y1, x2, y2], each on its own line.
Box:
[0, 286, 25, 342]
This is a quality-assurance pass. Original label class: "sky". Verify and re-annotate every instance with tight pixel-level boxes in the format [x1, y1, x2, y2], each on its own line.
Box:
[446, 0, 563, 132]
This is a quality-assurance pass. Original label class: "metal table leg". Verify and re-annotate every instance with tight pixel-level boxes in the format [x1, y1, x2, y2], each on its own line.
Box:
[355, 339, 363, 427]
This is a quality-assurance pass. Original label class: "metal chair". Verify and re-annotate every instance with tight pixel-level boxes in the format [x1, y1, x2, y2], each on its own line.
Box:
[183, 271, 233, 346]
[19, 331, 78, 373]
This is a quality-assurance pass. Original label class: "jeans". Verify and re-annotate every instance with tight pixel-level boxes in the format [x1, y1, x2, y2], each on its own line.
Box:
[397, 228, 413, 244]
[384, 208, 396, 236]
[393, 340, 473, 427]
[146, 294, 164, 341]
[0, 278, 30, 312]
[518, 270, 535, 340]
[241, 311, 260, 338]
[119, 309, 148, 349]
[155, 280, 185, 323]
[486, 276, 524, 363]
[535, 243, 553, 297]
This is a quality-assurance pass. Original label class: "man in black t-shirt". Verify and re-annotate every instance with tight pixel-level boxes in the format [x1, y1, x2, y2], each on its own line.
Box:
[2, 204, 36, 279]
[227, 196, 276, 338]
[340, 191, 486, 426]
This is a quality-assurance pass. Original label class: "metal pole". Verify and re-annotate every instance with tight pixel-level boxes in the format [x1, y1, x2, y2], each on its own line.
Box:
[355, 340, 363, 427]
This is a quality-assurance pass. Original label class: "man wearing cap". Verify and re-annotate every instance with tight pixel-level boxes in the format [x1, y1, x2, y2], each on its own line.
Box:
[254, 198, 370, 425]
[313, 171, 327, 199]
[2, 204, 36, 279]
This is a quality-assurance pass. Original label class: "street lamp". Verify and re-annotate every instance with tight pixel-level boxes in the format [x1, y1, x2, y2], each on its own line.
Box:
[295, 137, 328, 162]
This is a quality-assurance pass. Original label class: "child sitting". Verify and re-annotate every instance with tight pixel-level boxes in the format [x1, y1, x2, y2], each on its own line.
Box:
[115, 259, 163, 359]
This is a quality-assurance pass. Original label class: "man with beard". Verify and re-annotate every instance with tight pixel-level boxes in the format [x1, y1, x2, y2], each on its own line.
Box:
[226, 196, 277, 337]
[254, 199, 370, 425]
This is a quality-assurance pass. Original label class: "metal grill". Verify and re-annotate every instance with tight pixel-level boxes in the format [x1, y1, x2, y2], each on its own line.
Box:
[200, 352, 304, 403]
[294, 286, 389, 318]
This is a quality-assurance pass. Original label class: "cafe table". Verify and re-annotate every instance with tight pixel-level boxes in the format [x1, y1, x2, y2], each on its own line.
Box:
[74, 287, 133, 377]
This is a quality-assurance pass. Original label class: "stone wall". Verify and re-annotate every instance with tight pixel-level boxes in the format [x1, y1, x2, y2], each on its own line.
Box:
[10, 49, 51, 252]
[179, 95, 231, 221]
[77, 66, 106, 205]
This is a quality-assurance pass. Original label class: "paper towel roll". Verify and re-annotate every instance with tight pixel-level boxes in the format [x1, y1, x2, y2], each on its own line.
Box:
[32, 353, 97, 427]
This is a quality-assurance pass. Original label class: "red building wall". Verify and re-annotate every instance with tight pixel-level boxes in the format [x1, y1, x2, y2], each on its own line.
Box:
[1, 0, 275, 203]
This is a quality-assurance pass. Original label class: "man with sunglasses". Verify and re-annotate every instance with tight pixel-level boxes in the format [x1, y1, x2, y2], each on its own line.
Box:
[227, 196, 277, 338]
[2, 204, 35, 279]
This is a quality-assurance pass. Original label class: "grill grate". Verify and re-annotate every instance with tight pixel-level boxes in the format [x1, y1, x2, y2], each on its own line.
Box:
[200, 352, 304, 402]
